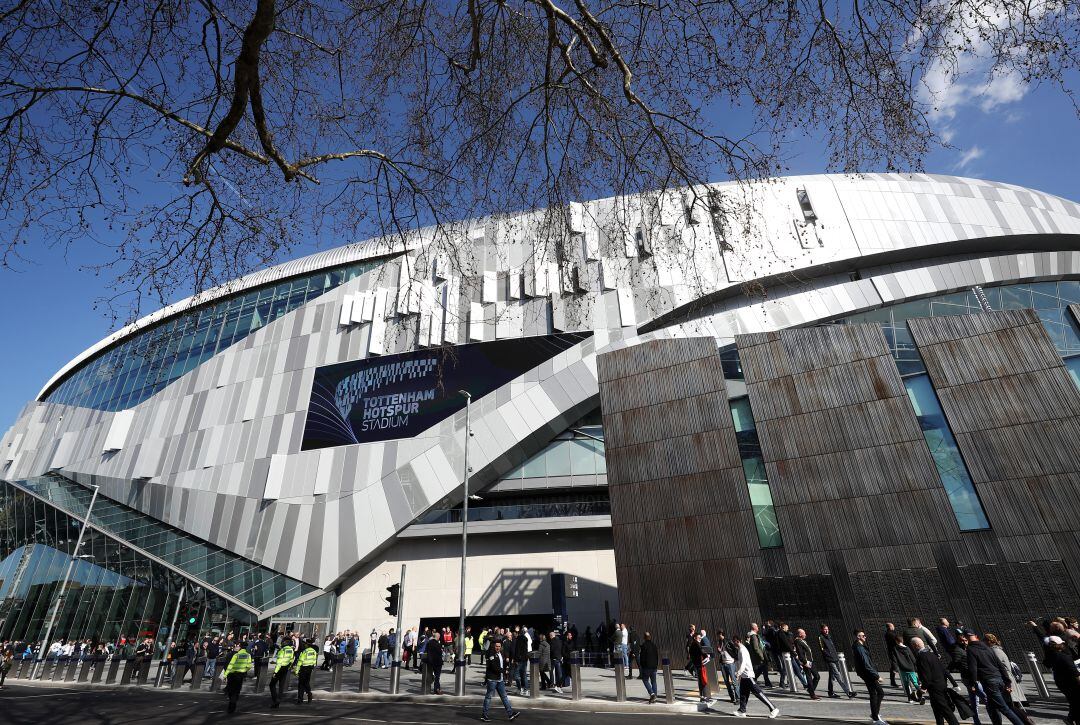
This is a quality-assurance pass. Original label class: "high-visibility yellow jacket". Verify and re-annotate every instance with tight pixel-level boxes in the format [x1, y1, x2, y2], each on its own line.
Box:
[293, 646, 317, 673]
[224, 649, 253, 676]
[465, 636, 474, 655]
[274, 645, 294, 674]
[477, 630, 487, 650]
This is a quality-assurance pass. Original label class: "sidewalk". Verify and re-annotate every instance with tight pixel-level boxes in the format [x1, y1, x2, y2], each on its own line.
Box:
[12, 658, 1069, 724]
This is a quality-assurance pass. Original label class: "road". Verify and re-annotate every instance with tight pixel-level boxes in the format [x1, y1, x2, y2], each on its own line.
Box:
[0, 682, 834, 724]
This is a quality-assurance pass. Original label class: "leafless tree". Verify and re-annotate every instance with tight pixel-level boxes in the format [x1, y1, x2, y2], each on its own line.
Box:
[0, 0, 1076, 319]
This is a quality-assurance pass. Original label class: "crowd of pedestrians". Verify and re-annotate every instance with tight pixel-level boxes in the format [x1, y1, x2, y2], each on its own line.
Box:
[4, 612, 1080, 723]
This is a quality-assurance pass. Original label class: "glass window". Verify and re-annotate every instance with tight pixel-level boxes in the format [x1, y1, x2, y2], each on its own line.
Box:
[43, 255, 394, 411]
[728, 397, 782, 548]
[903, 374, 989, 531]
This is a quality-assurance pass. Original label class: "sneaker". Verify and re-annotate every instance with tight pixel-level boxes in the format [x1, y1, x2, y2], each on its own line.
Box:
[733, 711, 747, 717]
[770, 708, 780, 719]
[509, 713, 520, 721]
[848, 693, 858, 699]
[649, 694, 656, 704]
[479, 716, 491, 722]
[810, 695, 822, 701]
[555, 686, 563, 694]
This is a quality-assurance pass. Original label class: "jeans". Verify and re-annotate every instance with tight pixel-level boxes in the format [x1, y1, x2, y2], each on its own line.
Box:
[738, 676, 776, 713]
[754, 659, 773, 687]
[204, 658, 217, 678]
[981, 680, 1025, 725]
[616, 644, 629, 670]
[641, 668, 657, 697]
[722, 662, 738, 702]
[791, 658, 808, 687]
[375, 650, 388, 668]
[483, 679, 514, 717]
[431, 666, 442, 694]
[514, 660, 528, 690]
[552, 660, 564, 688]
[827, 661, 853, 696]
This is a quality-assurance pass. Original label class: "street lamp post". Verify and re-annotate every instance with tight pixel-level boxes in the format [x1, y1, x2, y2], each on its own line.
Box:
[454, 389, 472, 696]
[31, 484, 100, 680]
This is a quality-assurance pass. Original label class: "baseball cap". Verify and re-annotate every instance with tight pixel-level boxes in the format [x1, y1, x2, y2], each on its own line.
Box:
[1048, 635, 1065, 645]
[961, 628, 976, 636]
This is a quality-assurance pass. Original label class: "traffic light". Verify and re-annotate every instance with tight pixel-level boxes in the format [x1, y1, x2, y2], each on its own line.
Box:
[384, 583, 399, 616]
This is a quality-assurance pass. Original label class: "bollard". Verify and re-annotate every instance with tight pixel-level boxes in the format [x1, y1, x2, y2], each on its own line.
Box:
[420, 662, 431, 695]
[782, 653, 797, 694]
[171, 662, 187, 689]
[90, 657, 105, 684]
[389, 659, 401, 694]
[530, 653, 540, 699]
[138, 658, 152, 685]
[77, 660, 91, 683]
[1026, 652, 1050, 698]
[614, 662, 627, 702]
[359, 653, 372, 693]
[252, 661, 265, 694]
[65, 659, 80, 682]
[837, 653, 854, 694]
[662, 658, 675, 704]
[455, 658, 467, 697]
[106, 657, 121, 684]
[120, 659, 135, 685]
[14, 659, 27, 679]
[570, 657, 582, 700]
[208, 663, 222, 693]
[331, 659, 344, 692]
[190, 659, 204, 690]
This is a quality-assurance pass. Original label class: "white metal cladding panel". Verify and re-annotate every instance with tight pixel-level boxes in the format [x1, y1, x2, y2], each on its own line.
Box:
[8, 175, 1080, 595]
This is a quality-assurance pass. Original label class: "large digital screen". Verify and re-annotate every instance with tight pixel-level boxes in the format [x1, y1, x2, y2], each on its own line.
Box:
[301, 332, 591, 450]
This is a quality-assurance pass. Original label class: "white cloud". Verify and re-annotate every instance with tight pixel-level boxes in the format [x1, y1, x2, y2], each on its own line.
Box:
[955, 146, 985, 171]
[979, 70, 1028, 111]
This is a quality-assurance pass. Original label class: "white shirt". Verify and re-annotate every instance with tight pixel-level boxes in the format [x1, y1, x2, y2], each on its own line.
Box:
[734, 643, 754, 680]
[618, 627, 629, 646]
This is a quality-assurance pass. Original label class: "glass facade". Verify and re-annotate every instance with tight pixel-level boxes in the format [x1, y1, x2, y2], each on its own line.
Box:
[903, 375, 990, 531]
[43, 257, 392, 412]
[416, 491, 611, 525]
[0, 479, 254, 648]
[729, 396, 782, 548]
[9, 473, 317, 613]
[500, 413, 606, 481]
[841, 281, 1080, 375]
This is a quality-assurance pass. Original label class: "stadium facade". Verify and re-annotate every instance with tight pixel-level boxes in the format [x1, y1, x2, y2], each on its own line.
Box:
[3, 173, 1080, 661]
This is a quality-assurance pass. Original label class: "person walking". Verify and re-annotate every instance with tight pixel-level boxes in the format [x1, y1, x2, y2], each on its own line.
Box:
[819, 624, 855, 698]
[985, 634, 1033, 725]
[376, 631, 389, 669]
[480, 641, 519, 722]
[913, 637, 959, 725]
[965, 630, 1024, 725]
[894, 636, 922, 703]
[639, 632, 659, 703]
[690, 630, 711, 703]
[538, 635, 552, 690]
[795, 629, 821, 700]
[549, 631, 565, 694]
[731, 634, 780, 718]
[852, 630, 887, 725]
[884, 623, 900, 688]
[513, 629, 529, 695]
[426, 628, 444, 695]
[223, 642, 254, 715]
[1046, 635, 1080, 725]
[293, 639, 318, 705]
[0, 644, 12, 689]
[748, 624, 773, 687]
[268, 638, 294, 708]
[718, 631, 738, 704]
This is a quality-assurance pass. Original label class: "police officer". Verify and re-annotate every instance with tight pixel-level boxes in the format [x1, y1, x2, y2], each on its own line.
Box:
[223, 641, 253, 714]
[293, 639, 318, 704]
[269, 638, 294, 708]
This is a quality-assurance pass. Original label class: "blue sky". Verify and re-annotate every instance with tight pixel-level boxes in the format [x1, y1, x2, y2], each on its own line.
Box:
[1, 73, 1078, 431]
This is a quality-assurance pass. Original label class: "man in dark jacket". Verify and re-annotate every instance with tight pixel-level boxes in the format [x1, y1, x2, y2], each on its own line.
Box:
[549, 632, 565, 695]
[425, 632, 444, 695]
[852, 630, 885, 725]
[884, 623, 900, 687]
[638, 632, 660, 703]
[512, 630, 529, 694]
[748, 623, 772, 687]
[480, 641, 519, 721]
[1046, 635, 1080, 725]
[914, 637, 959, 725]
[965, 631, 1024, 725]
[794, 629, 821, 700]
[690, 631, 711, 702]
[819, 625, 854, 698]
